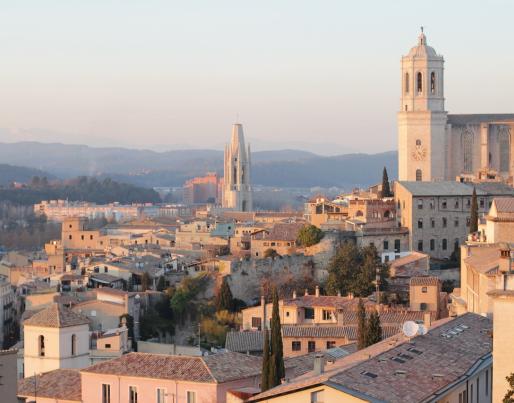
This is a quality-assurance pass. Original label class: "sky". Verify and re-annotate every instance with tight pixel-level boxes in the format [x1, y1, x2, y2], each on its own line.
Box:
[0, 0, 513, 155]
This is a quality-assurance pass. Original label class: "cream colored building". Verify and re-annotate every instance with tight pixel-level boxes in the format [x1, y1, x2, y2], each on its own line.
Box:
[398, 30, 514, 183]
[223, 123, 252, 212]
[23, 303, 90, 377]
[0, 349, 17, 403]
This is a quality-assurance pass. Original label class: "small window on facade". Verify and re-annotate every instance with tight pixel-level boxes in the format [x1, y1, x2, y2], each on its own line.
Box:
[322, 310, 332, 321]
[304, 308, 315, 320]
[394, 239, 401, 252]
[71, 334, 77, 356]
[405, 72, 409, 93]
[129, 386, 138, 403]
[454, 218, 459, 227]
[416, 169, 422, 181]
[420, 302, 428, 311]
[157, 388, 166, 403]
[454, 199, 459, 209]
[430, 218, 435, 228]
[383, 240, 389, 250]
[417, 72, 423, 93]
[81, 235, 84, 240]
[326, 341, 336, 349]
[417, 240, 423, 251]
[430, 239, 435, 251]
[102, 384, 111, 403]
[187, 391, 196, 403]
[39, 335, 45, 357]
[429, 199, 435, 209]
[308, 341, 316, 353]
[418, 219, 423, 229]
[422, 287, 427, 293]
[442, 199, 447, 209]
[442, 239, 448, 250]
[311, 390, 324, 403]
[292, 341, 301, 351]
[417, 199, 423, 209]
[480, 199, 485, 208]
[430, 72, 436, 94]
[442, 217, 447, 228]
[416, 139, 422, 146]
[69, 235, 72, 240]
[105, 343, 111, 348]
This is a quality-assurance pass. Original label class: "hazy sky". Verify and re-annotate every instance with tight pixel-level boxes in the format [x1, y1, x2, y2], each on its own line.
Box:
[1, 0, 513, 155]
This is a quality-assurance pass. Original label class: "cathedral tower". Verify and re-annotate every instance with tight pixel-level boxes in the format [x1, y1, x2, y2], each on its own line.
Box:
[223, 123, 252, 211]
[398, 29, 447, 181]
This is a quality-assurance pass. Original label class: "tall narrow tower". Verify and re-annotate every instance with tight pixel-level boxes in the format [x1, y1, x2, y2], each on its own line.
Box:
[398, 29, 447, 181]
[223, 123, 252, 211]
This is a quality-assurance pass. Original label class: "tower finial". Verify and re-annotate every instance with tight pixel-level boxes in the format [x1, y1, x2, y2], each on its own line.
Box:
[420, 26, 424, 34]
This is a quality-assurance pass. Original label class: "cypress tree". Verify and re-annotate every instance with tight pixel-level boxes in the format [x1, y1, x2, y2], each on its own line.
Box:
[216, 277, 234, 312]
[470, 187, 479, 233]
[269, 286, 285, 387]
[366, 310, 382, 346]
[260, 329, 270, 392]
[382, 167, 392, 197]
[357, 298, 367, 350]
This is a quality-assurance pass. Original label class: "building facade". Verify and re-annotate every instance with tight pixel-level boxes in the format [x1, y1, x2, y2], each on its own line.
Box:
[398, 30, 514, 182]
[223, 123, 252, 212]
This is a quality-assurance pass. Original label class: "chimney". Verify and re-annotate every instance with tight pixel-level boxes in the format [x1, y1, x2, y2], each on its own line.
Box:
[292, 290, 297, 300]
[424, 312, 432, 329]
[315, 286, 320, 298]
[305, 289, 309, 296]
[313, 354, 325, 375]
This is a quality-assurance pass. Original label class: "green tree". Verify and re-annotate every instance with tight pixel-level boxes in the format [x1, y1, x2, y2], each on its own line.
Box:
[141, 272, 151, 291]
[504, 373, 514, 402]
[269, 287, 285, 388]
[366, 310, 382, 346]
[470, 187, 479, 233]
[216, 277, 234, 312]
[297, 224, 324, 247]
[357, 298, 367, 350]
[261, 329, 270, 392]
[263, 248, 279, 259]
[382, 167, 392, 197]
[326, 242, 361, 296]
[156, 275, 166, 292]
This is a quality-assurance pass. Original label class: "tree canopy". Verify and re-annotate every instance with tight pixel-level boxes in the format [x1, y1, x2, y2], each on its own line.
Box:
[382, 167, 392, 197]
[297, 224, 324, 247]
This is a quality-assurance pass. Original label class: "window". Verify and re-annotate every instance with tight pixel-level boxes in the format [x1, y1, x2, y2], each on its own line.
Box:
[326, 341, 336, 349]
[405, 72, 409, 93]
[69, 235, 72, 240]
[418, 218, 423, 229]
[442, 239, 448, 250]
[430, 239, 435, 251]
[454, 199, 459, 209]
[442, 199, 447, 209]
[90, 235, 94, 240]
[71, 334, 77, 356]
[417, 199, 423, 209]
[285, 311, 290, 317]
[129, 386, 138, 403]
[308, 341, 316, 353]
[466, 198, 471, 208]
[383, 240, 389, 250]
[430, 72, 436, 94]
[416, 139, 422, 146]
[454, 218, 459, 227]
[322, 310, 332, 321]
[102, 384, 111, 403]
[38, 335, 45, 357]
[417, 240, 423, 252]
[422, 286, 427, 293]
[394, 239, 401, 252]
[430, 218, 435, 228]
[420, 302, 427, 311]
[417, 72, 423, 93]
[292, 341, 301, 351]
[479, 199, 485, 208]
[81, 235, 85, 240]
[187, 391, 196, 403]
[429, 199, 435, 209]
[304, 308, 315, 320]
[105, 343, 111, 348]
[157, 388, 166, 403]
[442, 217, 447, 228]
[251, 317, 262, 330]
[416, 169, 422, 182]
[311, 390, 324, 403]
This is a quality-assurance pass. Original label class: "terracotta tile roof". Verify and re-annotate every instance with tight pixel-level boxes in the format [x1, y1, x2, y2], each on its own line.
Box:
[489, 197, 514, 221]
[282, 325, 354, 339]
[82, 351, 262, 383]
[24, 303, 90, 328]
[250, 313, 491, 403]
[464, 245, 501, 274]
[389, 252, 428, 269]
[409, 276, 440, 286]
[340, 310, 436, 327]
[252, 222, 305, 241]
[18, 369, 81, 402]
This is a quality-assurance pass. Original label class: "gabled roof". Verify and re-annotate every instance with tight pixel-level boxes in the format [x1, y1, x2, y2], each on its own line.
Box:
[18, 369, 81, 402]
[24, 303, 90, 328]
[81, 351, 262, 383]
[409, 276, 440, 287]
[225, 330, 264, 353]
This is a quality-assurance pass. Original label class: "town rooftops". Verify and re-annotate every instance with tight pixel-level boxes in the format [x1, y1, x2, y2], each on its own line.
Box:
[252, 222, 305, 241]
[389, 252, 428, 270]
[409, 276, 440, 287]
[250, 313, 491, 403]
[464, 244, 503, 275]
[226, 330, 264, 353]
[488, 197, 514, 221]
[282, 294, 355, 309]
[24, 303, 90, 328]
[397, 181, 486, 197]
[18, 369, 81, 402]
[81, 351, 262, 383]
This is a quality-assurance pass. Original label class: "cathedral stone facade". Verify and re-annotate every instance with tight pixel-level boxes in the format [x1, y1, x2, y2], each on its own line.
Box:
[398, 31, 514, 183]
[223, 123, 252, 212]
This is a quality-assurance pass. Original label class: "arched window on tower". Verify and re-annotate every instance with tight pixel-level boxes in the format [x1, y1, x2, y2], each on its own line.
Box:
[499, 127, 511, 172]
[463, 130, 473, 173]
[39, 335, 45, 357]
[405, 72, 409, 94]
[431, 72, 436, 94]
[417, 72, 423, 94]
[416, 169, 422, 182]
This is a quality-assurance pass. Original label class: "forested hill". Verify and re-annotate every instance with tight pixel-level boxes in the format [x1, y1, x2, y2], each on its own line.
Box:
[0, 176, 161, 205]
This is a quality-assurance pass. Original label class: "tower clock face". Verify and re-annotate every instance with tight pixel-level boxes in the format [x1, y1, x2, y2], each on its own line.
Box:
[411, 145, 427, 161]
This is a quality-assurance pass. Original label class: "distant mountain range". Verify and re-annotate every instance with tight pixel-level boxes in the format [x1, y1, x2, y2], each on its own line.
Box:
[0, 142, 397, 189]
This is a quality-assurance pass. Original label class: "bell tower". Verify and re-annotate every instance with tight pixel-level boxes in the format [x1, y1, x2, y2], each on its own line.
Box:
[398, 29, 448, 181]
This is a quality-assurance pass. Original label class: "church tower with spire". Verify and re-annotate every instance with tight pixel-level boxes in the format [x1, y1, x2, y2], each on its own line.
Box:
[223, 123, 252, 211]
[398, 29, 447, 181]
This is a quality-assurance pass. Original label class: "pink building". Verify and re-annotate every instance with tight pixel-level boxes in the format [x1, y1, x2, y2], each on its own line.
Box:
[80, 351, 263, 403]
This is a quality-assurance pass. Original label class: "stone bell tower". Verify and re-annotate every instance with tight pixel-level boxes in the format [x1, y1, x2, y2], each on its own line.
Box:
[398, 29, 447, 182]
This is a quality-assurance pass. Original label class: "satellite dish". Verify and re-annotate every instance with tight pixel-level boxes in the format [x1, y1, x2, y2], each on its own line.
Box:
[402, 321, 419, 337]
[417, 324, 428, 335]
